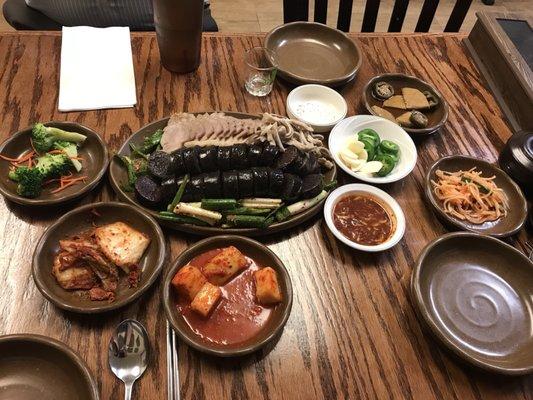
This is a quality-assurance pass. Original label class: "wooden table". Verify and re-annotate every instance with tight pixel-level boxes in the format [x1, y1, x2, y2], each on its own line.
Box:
[0, 31, 531, 400]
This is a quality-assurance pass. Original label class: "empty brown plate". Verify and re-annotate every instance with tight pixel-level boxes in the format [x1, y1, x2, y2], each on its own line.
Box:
[363, 73, 448, 136]
[162, 235, 293, 357]
[265, 22, 362, 87]
[32, 202, 166, 313]
[108, 114, 336, 237]
[0, 122, 108, 206]
[0, 334, 99, 399]
[425, 155, 527, 237]
[411, 232, 533, 375]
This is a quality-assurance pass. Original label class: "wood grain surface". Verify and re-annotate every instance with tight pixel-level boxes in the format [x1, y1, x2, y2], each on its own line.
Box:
[0, 31, 532, 400]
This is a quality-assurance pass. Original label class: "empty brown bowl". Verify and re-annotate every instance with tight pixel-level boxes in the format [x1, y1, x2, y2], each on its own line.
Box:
[265, 22, 362, 87]
[0, 122, 108, 206]
[162, 235, 293, 357]
[411, 232, 533, 375]
[363, 73, 448, 136]
[0, 334, 99, 399]
[32, 202, 166, 313]
[425, 155, 527, 237]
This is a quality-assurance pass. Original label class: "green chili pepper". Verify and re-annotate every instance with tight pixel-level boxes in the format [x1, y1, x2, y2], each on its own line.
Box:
[359, 138, 376, 161]
[379, 140, 400, 155]
[375, 154, 396, 177]
[357, 129, 380, 146]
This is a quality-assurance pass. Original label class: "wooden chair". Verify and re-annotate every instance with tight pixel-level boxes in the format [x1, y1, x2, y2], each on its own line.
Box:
[283, 0, 473, 32]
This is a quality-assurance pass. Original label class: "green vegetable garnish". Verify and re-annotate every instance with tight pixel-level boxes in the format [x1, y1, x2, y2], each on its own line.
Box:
[167, 174, 190, 211]
[138, 129, 163, 154]
[31, 123, 86, 154]
[379, 140, 399, 156]
[357, 129, 380, 146]
[375, 153, 396, 177]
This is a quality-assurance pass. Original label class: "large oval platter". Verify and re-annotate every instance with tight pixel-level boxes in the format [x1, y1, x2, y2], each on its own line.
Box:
[109, 112, 336, 236]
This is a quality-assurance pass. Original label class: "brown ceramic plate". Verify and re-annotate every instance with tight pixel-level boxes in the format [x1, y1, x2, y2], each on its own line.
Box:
[265, 22, 362, 87]
[162, 235, 292, 357]
[425, 155, 527, 237]
[108, 113, 336, 237]
[32, 202, 166, 313]
[0, 122, 109, 206]
[363, 73, 448, 136]
[0, 334, 99, 399]
[411, 232, 533, 375]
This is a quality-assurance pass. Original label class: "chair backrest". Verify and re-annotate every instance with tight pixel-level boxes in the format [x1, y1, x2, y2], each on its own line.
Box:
[283, 0, 473, 32]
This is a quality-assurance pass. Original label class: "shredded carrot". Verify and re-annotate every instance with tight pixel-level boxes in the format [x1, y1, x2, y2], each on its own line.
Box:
[69, 156, 84, 160]
[47, 150, 65, 155]
[0, 150, 35, 163]
[50, 175, 87, 193]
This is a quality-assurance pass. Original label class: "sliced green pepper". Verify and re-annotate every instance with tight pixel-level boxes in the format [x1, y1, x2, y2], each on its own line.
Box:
[357, 129, 380, 146]
[359, 138, 376, 161]
[375, 154, 396, 177]
[379, 140, 399, 155]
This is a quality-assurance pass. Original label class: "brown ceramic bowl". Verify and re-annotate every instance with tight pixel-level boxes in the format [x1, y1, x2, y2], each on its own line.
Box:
[363, 73, 448, 136]
[411, 232, 533, 375]
[0, 122, 108, 206]
[108, 114, 336, 237]
[32, 202, 166, 313]
[425, 155, 527, 237]
[265, 22, 362, 87]
[0, 334, 99, 399]
[162, 235, 293, 357]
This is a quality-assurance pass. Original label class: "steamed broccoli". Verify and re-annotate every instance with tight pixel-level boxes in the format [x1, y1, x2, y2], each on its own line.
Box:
[54, 141, 82, 172]
[35, 153, 72, 178]
[31, 123, 87, 154]
[9, 166, 44, 198]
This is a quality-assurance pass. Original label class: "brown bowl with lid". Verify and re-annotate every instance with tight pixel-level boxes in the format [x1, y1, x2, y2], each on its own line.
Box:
[363, 73, 448, 136]
[162, 235, 293, 357]
[0, 334, 99, 399]
[0, 122, 108, 206]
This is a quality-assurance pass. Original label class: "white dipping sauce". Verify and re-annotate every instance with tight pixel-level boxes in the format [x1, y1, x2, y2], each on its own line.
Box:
[293, 100, 342, 125]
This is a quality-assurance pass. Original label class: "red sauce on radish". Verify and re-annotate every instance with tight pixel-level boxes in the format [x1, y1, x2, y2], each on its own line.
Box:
[177, 248, 273, 347]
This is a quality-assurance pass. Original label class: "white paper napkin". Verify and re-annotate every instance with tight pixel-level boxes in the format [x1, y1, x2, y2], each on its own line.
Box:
[59, 26, 137, 112]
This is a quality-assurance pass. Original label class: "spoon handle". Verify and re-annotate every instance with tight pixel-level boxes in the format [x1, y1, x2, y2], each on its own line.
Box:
[124, 382, 133, 400]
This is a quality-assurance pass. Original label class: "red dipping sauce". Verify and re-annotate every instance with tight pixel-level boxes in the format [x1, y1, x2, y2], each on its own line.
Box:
[177, 249, 273, 347]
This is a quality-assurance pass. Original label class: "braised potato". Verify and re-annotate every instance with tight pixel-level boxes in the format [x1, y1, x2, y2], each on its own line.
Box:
[171, 265, 207, 301]
[191, 282, 222, 317]
[202, 246, 248, 285]
[254, 267, 282, 305]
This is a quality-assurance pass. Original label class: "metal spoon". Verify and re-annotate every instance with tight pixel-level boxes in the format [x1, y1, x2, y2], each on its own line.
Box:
[109, 319, 149, 400]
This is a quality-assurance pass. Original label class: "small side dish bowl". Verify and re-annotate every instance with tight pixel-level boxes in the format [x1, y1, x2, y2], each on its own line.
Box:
[32, 202, 166, 313]
[411, 232, 533, 375]
[363, 73, 448, 136]
[162, 235, 293, 357]
[324, 184, 406, 252]
[329, 116, 417, 184]
[286, 84, 348, 132]
[0, 122, 108, 206]
[265, 22, 362, 87]
[0, 334, 99, 399]
[425, 155, 527, 237]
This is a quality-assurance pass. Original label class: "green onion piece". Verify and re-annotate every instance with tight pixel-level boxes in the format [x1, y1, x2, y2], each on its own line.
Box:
[167, 174, 189, 211]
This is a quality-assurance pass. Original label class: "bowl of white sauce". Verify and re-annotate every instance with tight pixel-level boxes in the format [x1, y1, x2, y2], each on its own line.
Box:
[286, 84, 348, 133]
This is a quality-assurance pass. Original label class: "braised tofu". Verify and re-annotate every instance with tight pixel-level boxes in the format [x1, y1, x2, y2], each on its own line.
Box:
[254, 267, 282, 305]
[171, 265, 207, 301]
[94, 222, 150, 272]
[190, 282, 222, 317]
[396, 111, 413, 127]
[401, 87, 430, 110]
[202, 246, 248, 285]
[382, 95, 407, 109]
[371, 105, 396, 123]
